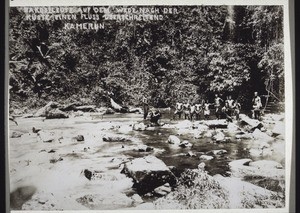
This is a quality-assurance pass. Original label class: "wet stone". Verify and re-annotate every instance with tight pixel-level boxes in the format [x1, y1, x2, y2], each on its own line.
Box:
[75, 135, 84, 141]
[179, 140, 192, 148]
[186, 151, 196, 157]
[121, 156, 176, 194]
[11, 131, 23, 138]
[199, 155, 214, 161]
[167, 135, 181, 145]
[102, 136, 131, 142]
[154, 183, 172, 196]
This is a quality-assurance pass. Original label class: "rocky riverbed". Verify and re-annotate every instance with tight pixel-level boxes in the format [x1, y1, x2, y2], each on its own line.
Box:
[9, 107, 286, 210]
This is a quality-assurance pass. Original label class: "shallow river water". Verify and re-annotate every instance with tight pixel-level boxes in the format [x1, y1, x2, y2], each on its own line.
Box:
[9, 111, 285, 210]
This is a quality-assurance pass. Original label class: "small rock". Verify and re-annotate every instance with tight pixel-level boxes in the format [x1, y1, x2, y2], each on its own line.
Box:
[10, 131, 23, 138]
[154, 183, 171, 196]
[75, 135, 85, 141]
[167, 135, 181, 145]
[32, 127, 42, 133]
[103, 136, 131, 142]
[38, 199, 47, 205]
[136, 145, 153, 152]
[133, 123, 147, 131]
[38, 131, 55, 143]
[235, 132, 253, 139]
[131, 194, 143, 203]
[212, 131, 225, 142]
[211, 149, 227, 155]
[203, 130, 213, 138]
[199, 155, 214, 161]
[48, 149, 56, 153]
[49, 157, 63, 164]
[179, 140, 192, 148]
[83, 169, 93, 180]
[186, 151, 196, 157]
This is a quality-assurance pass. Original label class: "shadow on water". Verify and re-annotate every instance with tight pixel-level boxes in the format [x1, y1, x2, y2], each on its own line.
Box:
[10, 186, 37, 210]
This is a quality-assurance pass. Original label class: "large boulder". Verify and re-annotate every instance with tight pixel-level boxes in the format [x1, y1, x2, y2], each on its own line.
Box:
[74, 105, 96, 112]
[34, 101, 59, 117]
[128, 107, 143, 114]
[121, 156, 176, 194]
[229, 159, 285, 180]
[196, 124, 210, 131]
[227, 123, 240, 136]
[212, 130, 226, 142]
[214, 175, 285, 209]
[45, 108, 69, 119]
[249, 160, 283, 169]
[239, 114, 263, 131]
[202, 119, 228, 129]
[272, 121, 284, 136]
[252, 129, 274, 142]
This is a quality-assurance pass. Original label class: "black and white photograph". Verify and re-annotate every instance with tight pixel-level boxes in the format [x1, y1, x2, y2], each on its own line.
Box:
[7, 0, 293, 212]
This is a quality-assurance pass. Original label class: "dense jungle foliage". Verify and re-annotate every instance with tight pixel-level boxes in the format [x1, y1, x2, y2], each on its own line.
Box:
[9, 6, 284, 110]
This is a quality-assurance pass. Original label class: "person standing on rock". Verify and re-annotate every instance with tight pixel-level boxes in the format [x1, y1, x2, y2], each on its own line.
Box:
[203, 100, 211, 120]
[252, 92, 262, 120]
[142, 95, 149, 120]
[225, 95, 234, 116]
[233, 99, 241, 120]
[214, 94, 223, 119]
[173, 102, 184, 119]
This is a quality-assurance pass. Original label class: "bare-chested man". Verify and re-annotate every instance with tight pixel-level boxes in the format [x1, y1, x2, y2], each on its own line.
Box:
[225, 95, 234, 116]
[173, 102, 183, 119]
[233, 100, 241, 120]
[183, 102, 191, 120]
[189, 103, 196, 121]
[203, 100, 211, 120]
[194, 103, 203, 120]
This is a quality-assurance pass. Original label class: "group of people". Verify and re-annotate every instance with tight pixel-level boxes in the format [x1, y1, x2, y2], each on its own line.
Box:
[173, 92, 263, 121]
[141, 91, 263, 124]
[173, 94, 241, 121]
